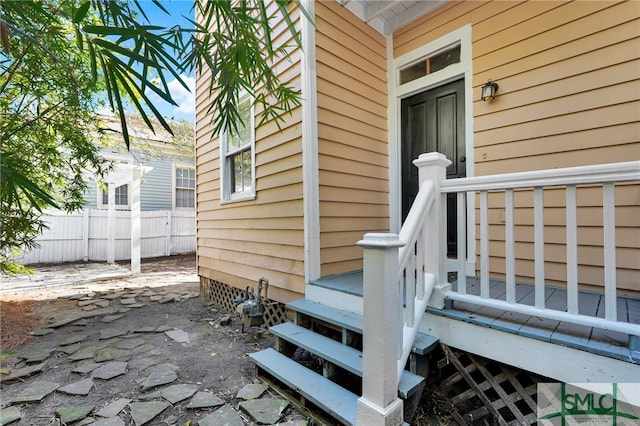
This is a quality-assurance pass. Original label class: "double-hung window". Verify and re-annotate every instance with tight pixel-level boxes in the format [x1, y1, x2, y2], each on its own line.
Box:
[101, 185, 129, 207]
[175, 166, 195, 208]
[221, 93, 255, 202]
[98, 155, 132, 209]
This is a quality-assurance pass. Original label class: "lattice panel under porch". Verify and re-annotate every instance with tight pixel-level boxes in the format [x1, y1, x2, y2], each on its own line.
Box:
[200, 277, 287, 328]
[262, 301, 288, 327]
[200, 277, 243, 313]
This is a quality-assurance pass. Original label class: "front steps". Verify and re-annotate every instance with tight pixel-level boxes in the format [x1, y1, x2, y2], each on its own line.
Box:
[250, 299, 440, 425]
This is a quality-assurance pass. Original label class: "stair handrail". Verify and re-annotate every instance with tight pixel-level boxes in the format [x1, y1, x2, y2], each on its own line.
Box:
[356, 153, 451, 425]
[396, 181, 436, 382]
[394, 153, 452, 385]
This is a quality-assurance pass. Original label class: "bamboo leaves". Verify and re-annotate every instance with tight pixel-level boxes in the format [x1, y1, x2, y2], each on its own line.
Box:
[184, 0, 304, 136]
[0, 0, 309, 274]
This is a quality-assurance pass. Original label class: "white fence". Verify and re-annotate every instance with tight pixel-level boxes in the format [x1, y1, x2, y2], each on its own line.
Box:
[15, 209, 196, 265]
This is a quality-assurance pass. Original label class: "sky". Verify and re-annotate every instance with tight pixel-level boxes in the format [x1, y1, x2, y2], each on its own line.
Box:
[138, 1, 196, 123]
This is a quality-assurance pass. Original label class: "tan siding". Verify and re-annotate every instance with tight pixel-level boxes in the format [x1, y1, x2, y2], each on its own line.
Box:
[321, 259, 365, 277]
[317, 81, 387, 124]
[199, 238, 303, 261]
[315, 1, 389, 276]
[471, 1, 555, 42]
[319, 170, 389, 192]
[195, 2, 305, 302]
[198, 227, 302, 247]
[197, 199, 302, 221]
[472, 2, 629, 73]
[394, 0, 640, 291]
[317, 123, 388, 155]
[316, 63, 387, 107]
[198, 262, 304, 303]
[474, 21, 638, 93]
[319, 202, 388, 218]
[319, 140, 387, 167]
[256, 137, 302, 166]
[477, 123, 639, 164]
[318, 108, 388, 140]
[475, 143, 638, 174]
[475, 80, 638, 133]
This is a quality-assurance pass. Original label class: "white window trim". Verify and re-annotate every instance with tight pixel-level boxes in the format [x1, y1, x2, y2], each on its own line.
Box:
[220, 93, 256, 204]
[388, 24, 476, 276]
[97, 153, 133, 210]
[173, 163, 196, 210]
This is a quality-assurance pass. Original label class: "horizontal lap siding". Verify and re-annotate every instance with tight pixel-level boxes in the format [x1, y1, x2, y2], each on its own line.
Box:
[316, 1, 389, 277]
[394, 1, 640, 291]
[195, 3, 304, 303]
[479, 186, 639, 291]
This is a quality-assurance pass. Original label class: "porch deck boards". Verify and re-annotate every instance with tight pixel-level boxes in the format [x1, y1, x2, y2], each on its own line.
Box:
[310, 271, 639, 363]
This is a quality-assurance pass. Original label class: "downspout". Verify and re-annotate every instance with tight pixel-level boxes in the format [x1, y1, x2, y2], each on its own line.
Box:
[301, 0, 321, 284]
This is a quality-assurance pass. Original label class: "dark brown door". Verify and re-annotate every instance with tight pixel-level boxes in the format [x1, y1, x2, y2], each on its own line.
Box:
[401, 79, 465, 256]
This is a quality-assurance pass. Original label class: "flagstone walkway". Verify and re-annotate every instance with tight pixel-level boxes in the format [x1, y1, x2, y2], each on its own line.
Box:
[1, 263, 132, 293]
[0, 257, 308, 425]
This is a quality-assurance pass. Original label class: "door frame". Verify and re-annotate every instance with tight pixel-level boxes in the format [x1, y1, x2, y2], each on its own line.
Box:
[387, 24, 475, 275]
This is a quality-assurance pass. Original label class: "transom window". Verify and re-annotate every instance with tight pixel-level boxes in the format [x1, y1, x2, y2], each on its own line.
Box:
[399, 44, 461, 85]
[175, 166, 195, 208]
[221, 93, 255, 202]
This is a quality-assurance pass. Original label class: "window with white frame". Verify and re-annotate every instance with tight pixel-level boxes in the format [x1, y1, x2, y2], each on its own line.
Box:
[98, 156, 132, 209]
[221, 93, 255, 202]
[175, 166, 195, 208]
[101, 184, 129, 207]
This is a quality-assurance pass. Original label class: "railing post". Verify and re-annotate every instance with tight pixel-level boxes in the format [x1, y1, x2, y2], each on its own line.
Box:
[130, 168, 141, 275]
[107, 183, 115, 264]
[166, 210, 172, 256]
[356, 233, 405, 426]
[413, 152, 452, 309]
[82, 209, 89, 262]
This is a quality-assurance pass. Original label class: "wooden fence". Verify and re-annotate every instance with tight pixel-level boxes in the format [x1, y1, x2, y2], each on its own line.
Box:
[14, 209, 196, 265]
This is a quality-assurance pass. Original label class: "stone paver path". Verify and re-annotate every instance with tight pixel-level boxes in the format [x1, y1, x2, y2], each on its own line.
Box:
[0, 263, 131, 293]
[0, 259, 309, 425]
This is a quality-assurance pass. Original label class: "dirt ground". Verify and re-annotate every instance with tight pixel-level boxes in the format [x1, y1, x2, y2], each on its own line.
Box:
[2, 256, 203, 353]
[0, 255, 312, 425]
[1, 255, 457, 425]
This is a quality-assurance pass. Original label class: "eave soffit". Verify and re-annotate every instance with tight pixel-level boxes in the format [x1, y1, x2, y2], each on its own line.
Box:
[336, 0, 448, 35]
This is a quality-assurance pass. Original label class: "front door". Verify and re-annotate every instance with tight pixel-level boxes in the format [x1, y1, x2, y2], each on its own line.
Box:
[401, 79, 465, 256]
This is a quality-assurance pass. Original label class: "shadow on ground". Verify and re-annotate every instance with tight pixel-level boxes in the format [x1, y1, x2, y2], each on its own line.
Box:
[0, 255, 308, 425]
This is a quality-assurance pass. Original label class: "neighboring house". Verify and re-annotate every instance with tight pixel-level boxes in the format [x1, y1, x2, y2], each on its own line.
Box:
[196, 1, 639, 424]
[15, 114, 196, 265]
[87, 114, 196, 212]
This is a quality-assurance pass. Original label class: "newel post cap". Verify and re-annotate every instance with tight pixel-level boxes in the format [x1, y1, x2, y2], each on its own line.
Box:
[413, 152, 452, 169]
[357, 233, 405, 249]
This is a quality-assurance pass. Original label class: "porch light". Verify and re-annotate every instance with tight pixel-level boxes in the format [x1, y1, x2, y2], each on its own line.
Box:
[481, 80, 499, 102]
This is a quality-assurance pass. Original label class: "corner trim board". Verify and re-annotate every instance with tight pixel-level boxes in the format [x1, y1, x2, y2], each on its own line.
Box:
[301, 0, 321, 283]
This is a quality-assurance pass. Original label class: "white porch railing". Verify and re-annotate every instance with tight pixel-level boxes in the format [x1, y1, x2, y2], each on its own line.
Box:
[441, 160, 640, 338]
[356, 153, 640, 425]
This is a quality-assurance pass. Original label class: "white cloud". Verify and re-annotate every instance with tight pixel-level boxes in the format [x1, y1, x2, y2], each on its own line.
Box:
[144, 74, 195, 118]
[168, 75, 195, 115]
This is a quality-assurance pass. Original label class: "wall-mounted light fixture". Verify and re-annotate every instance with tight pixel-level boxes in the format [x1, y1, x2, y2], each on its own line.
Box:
[481, 80, 499, 102]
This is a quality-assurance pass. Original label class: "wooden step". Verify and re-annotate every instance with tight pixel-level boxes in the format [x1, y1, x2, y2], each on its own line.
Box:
[250, 348, 358, 425]
[287, 299, 440, 355]
[271, 322, 425, 399]
[288, 299, 362, 332]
